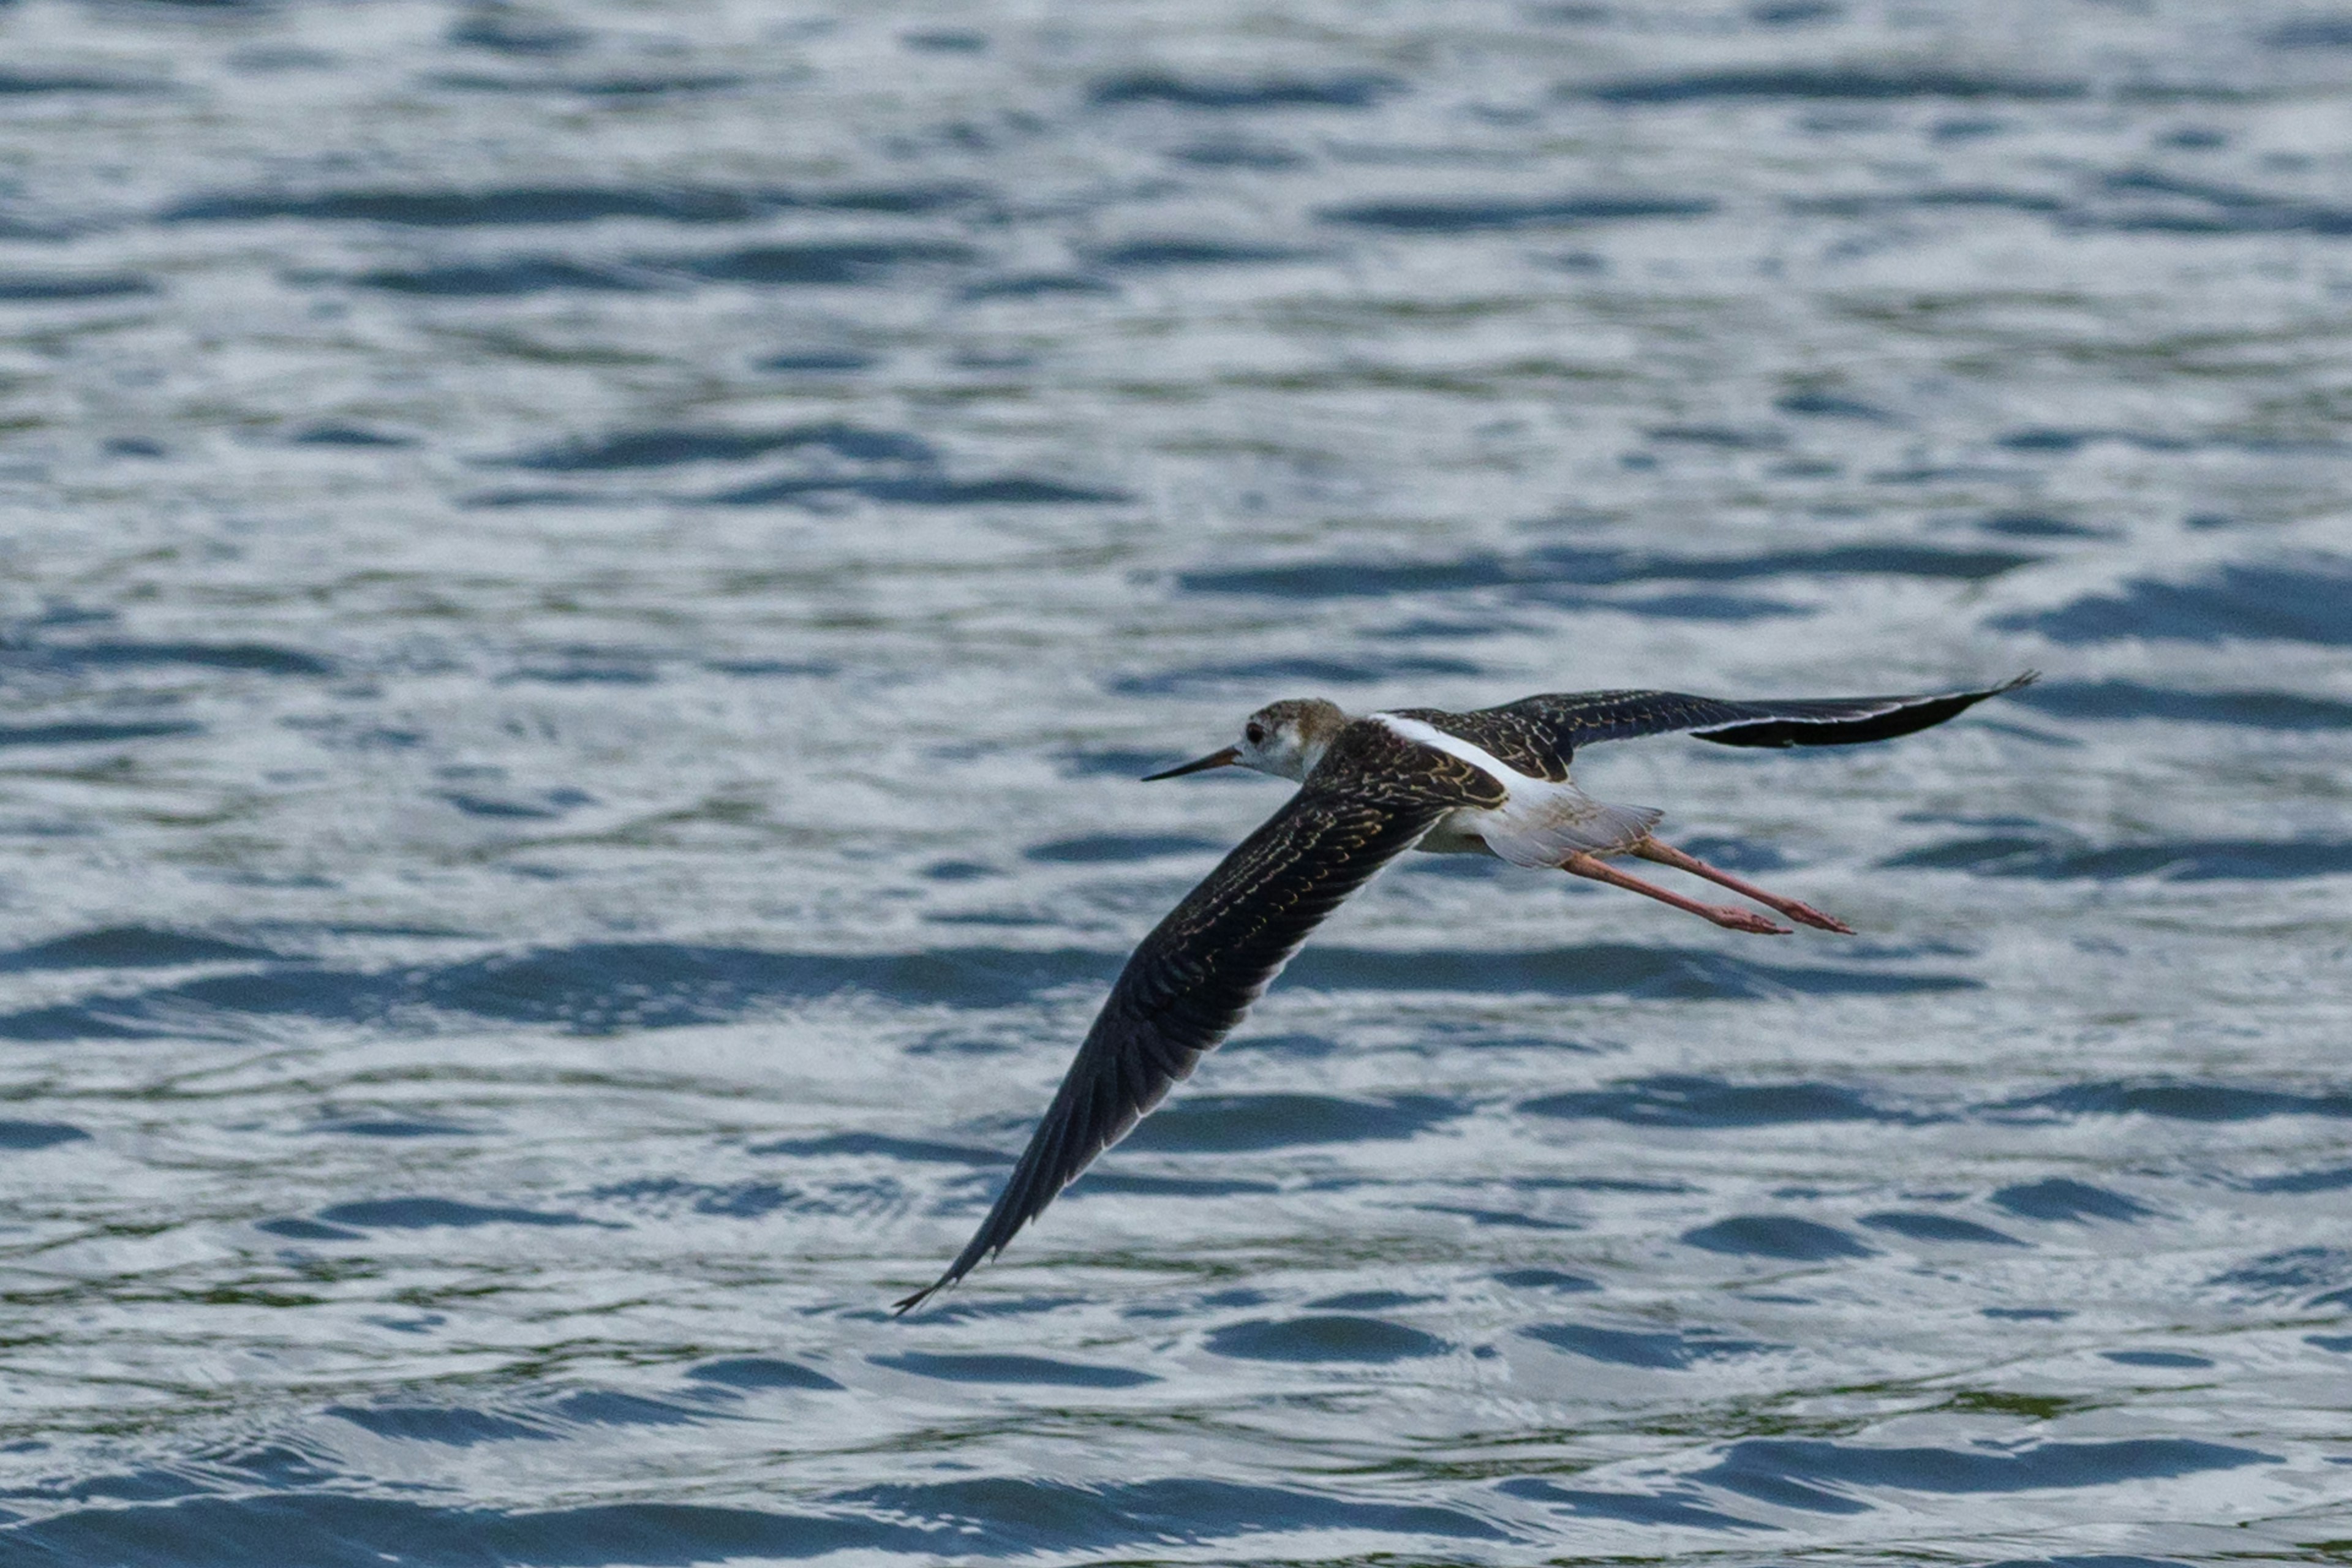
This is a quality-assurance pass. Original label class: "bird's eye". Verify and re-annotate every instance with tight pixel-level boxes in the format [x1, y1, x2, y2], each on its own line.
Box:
[1245, 723, 1266, 745]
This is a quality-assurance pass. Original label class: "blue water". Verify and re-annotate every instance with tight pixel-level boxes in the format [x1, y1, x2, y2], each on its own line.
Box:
[1, 0, 2348, 1561]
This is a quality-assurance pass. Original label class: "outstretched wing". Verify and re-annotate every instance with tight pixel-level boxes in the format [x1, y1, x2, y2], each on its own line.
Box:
[894, 775, 1463, 1313]
[1398, 673, 2034, 779]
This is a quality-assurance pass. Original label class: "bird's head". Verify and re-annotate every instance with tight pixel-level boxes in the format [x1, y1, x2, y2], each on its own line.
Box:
[1144, 697, 1349, 783]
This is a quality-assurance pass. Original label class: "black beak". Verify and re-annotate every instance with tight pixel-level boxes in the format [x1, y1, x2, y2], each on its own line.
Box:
[1142, 745, 1241, 780]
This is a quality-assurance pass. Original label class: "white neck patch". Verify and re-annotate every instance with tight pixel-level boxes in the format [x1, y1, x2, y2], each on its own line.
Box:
[1370, 712, 1533, 789]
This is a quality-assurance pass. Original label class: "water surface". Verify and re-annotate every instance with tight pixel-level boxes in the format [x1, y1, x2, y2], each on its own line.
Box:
[1, 0, 2349, 1561]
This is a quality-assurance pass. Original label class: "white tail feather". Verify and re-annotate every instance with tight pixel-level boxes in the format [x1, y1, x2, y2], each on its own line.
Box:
[1479, 800, 1663, 866]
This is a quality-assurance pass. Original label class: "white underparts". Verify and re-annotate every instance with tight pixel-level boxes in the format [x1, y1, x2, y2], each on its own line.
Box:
[1370, 712, 1662, 865]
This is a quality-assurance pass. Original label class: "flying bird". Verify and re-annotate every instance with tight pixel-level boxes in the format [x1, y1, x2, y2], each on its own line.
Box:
[894, 674, 2034, 1311]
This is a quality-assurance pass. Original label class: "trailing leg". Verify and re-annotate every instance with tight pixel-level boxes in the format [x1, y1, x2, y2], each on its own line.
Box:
[1627, 839, 1854, 934]
[1559, 852, 1790, 935]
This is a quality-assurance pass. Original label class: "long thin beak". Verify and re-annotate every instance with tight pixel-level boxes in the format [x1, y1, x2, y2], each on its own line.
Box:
[1142, 745, 1241, 781]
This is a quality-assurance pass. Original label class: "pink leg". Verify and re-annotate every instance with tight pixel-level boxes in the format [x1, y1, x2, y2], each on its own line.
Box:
[1629, 839, 1855, 935]
[1559, 852, 1790, 935]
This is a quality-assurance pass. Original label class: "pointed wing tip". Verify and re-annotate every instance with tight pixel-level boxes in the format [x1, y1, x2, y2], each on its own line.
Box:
[2002, 669, 2040, 692]
[891, 1278, 950, 1316]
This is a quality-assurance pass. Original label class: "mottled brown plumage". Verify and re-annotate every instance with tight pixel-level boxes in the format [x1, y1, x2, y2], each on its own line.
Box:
[893, 719, 1496, 1313]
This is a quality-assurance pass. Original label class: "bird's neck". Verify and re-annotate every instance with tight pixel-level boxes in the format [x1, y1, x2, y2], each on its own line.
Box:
[1266, 723, 1348, 782]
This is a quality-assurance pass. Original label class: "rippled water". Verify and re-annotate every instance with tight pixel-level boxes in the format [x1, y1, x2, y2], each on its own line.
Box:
[3, 0, 2351, 1561]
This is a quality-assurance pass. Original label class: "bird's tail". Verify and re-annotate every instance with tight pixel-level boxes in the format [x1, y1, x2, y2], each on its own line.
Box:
[1483, 794, 1665, 867]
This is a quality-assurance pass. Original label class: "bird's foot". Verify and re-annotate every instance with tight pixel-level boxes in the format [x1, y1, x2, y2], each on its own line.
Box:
[1771, 899, 1854, 935]
[1704, 905, 1792, 935]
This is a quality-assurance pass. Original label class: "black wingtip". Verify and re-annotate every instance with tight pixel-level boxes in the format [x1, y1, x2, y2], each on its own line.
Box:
[892, 1264, 968, 1314]
[894, 1226, 1008, 1316]
[1694, 674, 2040, 750]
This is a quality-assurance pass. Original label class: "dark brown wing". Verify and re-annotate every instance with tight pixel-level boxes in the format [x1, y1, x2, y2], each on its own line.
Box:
[1398, 673, 2034, 778]
[894, 726, 1487, 1313]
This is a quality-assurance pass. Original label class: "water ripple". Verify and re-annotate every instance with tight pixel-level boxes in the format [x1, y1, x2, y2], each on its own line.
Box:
[0, 2, 2340, 1561]
[1585, 68, 2089, 104]
[1695, 1437, 2274, 1508]
[1996, 557, 2352, 645]
[1089, 72, 1403, 110]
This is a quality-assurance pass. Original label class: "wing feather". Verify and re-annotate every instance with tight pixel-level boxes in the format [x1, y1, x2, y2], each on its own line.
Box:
[894, 779, 1452, 1312]
[1404, 673, 2034, 774]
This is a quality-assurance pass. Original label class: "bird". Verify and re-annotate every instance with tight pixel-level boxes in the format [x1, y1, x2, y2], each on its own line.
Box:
[893, 673, 2035, 1312]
